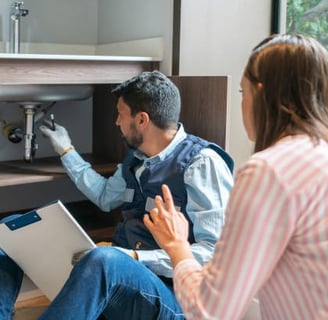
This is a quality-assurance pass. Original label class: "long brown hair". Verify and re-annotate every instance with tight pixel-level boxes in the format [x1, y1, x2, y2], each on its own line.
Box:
[244, 34, 328, 152]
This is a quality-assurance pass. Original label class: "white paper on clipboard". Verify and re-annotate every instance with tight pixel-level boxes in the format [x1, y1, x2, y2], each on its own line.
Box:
[0, 200, 96, 301]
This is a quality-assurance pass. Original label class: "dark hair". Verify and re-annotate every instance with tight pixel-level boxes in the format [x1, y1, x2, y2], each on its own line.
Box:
[112, 70, 181, 129]
[244, 34, 328, 152]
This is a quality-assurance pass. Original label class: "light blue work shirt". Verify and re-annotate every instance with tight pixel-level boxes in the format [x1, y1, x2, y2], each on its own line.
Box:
[61, 123, 233, 277]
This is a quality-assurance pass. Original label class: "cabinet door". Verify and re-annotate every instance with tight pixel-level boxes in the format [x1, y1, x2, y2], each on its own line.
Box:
[170, 76, 230, 150]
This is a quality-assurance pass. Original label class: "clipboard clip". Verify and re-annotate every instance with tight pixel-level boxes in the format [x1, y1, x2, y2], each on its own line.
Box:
[5, 211, 42, 230]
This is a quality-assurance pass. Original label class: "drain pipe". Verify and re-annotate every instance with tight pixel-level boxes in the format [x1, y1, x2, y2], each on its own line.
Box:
[23, 104, 38, 163]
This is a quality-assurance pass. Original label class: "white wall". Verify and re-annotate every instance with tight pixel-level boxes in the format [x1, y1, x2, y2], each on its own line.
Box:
[98, 0, 172, 43]
[179, 0, 272, 168]
[1, 0, 98, 45]
[0, 0, 12, 42]
[97, 0, 173, 74]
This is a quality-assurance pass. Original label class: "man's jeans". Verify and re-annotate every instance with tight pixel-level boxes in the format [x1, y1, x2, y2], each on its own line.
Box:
[0, 215, 24, 320]
[39, 247, 184, 320]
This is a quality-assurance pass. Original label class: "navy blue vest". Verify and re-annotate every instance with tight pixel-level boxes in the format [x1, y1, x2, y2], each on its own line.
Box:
[113, 134, 233, 250]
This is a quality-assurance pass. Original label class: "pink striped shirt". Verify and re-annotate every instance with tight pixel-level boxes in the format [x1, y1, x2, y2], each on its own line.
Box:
[174, 135, 328, 319]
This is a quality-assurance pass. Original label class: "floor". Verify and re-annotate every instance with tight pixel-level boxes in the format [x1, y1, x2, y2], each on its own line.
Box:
[11, 250, 261, 320]
[13, 294, 261, 320]
[14, 295, 50, 320]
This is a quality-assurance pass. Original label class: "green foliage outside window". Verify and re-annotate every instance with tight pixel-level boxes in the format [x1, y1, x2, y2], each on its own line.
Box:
[286, 0, 328, 47]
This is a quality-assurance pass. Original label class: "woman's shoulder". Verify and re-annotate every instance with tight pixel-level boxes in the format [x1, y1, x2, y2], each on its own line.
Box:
[237, 135, 328, 188]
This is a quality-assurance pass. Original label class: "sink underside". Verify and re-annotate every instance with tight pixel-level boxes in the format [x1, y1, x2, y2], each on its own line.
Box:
[0, 84, 93, 103]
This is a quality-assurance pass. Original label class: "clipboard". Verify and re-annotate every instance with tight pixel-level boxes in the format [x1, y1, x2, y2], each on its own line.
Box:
[0, 200, 96, 301]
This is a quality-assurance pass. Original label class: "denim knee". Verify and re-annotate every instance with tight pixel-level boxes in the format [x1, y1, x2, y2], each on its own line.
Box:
[76, 246, 127, 278]
[82, 247, 125, 266]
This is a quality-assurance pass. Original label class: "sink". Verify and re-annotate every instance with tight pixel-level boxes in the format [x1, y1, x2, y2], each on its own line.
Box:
[0, 84, 94, 162]
[0, 84, 93, 103]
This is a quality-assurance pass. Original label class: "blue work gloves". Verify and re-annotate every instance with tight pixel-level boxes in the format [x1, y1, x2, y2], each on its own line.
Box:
[39, 120, 73, 156]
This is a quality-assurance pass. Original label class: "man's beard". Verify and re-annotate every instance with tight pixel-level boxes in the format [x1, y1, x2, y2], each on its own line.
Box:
[121, 123, 143, 149]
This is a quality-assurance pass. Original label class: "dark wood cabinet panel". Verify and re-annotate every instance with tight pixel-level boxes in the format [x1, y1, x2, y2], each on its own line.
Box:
[171, 76, 230, 149]
[92, 84, 128, 162]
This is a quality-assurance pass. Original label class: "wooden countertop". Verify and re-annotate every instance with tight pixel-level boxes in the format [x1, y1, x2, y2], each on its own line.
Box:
[0, 54, 160, 84]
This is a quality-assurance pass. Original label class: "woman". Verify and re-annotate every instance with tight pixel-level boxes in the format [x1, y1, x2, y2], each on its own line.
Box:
[144, 34, 328, 319]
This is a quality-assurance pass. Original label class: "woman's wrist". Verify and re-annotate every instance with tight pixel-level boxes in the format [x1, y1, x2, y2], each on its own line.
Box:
[165, 241, 193, 268]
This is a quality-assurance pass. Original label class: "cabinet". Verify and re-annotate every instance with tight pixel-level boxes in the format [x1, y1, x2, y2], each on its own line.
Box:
[0, 56, 230, 241]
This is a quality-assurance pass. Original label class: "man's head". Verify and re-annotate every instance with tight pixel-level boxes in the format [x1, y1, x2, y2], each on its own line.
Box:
[112, 71, 181, 130]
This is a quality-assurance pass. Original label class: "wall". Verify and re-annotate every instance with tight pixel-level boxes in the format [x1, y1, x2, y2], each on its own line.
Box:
[98, 0, 171, 43]
[97, 0, 173, 73]
[1, 0, 98, 45]
[0, 0, 11, 42]
[179, 0, 272, 168]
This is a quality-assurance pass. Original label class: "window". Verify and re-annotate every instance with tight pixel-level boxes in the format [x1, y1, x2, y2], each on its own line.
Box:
[272, 0, 328, 48]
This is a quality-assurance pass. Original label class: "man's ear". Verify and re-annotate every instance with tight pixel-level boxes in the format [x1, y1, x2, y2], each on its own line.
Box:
[137, 111, 150, 129]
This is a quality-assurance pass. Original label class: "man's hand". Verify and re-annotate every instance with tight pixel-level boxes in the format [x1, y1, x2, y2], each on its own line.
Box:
[144, 184, 193, 267]
[39, 120, 72, 155]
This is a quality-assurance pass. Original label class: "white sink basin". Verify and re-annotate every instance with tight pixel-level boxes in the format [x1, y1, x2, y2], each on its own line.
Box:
[0, 84, 93, 103]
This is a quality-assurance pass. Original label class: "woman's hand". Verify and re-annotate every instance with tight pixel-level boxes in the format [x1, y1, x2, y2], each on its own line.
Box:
[144, 184, 193, 267]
